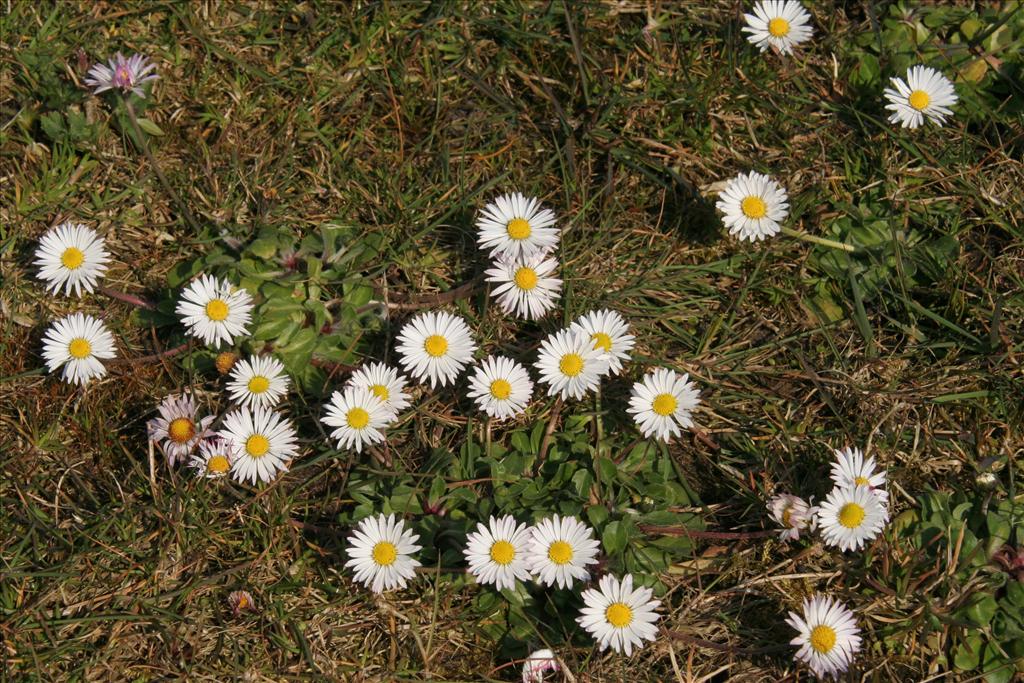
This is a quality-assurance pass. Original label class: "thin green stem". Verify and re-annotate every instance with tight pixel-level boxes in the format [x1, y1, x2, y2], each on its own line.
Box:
[781, 226, 857, 252]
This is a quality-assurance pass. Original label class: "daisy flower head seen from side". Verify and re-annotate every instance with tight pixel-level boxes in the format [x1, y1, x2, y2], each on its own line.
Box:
[485, 253, 562, 320]
[467, 356, 534, 420]
[742, 1, 814, 55]
[526, 514, 601, 589]
[569, 309, 635, 376]
[715, 171, 789, 242]
[321, 386, 394, 453]
[34, 222, 110, 297]
[577, 574, 661, 656]
[768, 493, 818, 542]
[463, 515, 534, 592]
[84, 52, 158, 98]
[534, 328, 609, 401]
[786, 594, 861, 680]
[628, 368, 701, 442]
[830, 446, 887, 502]
[146, 393, 215, 466]
[817, 485, 889, 552]
[347, 362, 411, 415]
[219, 406, 299, 485]
[476, 192, 559, 261]
[188, 437, 234, 479]
[41, 313, 117, 386]
[344, 513, 422, 593]
[521, 649, 560, 683]
[884, 65, 958, 129]
[226, 355, 290, 410]
[395, 310, 477, 388]
[176, 274, 254, 349]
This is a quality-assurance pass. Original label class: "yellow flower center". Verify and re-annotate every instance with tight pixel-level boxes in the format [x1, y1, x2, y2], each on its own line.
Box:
[559, 353, 584, 377]
[489, 540, 516, 565]
[247, 375, 270, 394]
[782, 506, 793, 527]
[652, 393, 677, 416]
[205, 299, 229, 321]
[741, 195, 767, 219]
[61, 247, 85, 269]
[168, 417, 195, 443]
[547, 540, 573, 565]
[506, 217, 531, 240]
[605, 602, 634, 628]
[513, 267, 538, 291]
[370, 384, 390, 401]
[236, 594, 249, 610]
[68, 337, 92, 359]
[372, 541, 398, 566]
[839, 502, 865, 529]
[246, 434, 270, 457]
[346, 407, 370, 429]
[489, 379, 512, 400]
[854, 476, 870, 486]
[768, 17, 790, 37]
[809, 624, 837, 654]
[206, 455, 230, 474]
[908, 89, 930, 111]
[591, 332, 613, 352]
[215, 351, 237, 375]
[424, 334, 448, 358]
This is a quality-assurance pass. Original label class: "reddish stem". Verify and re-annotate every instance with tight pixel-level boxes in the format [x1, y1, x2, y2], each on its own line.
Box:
[98, 286, 156, 310]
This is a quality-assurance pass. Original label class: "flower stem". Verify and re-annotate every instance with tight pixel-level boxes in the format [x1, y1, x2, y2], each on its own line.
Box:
[97, 285, 155, 310]
[781, 226, 857, 253]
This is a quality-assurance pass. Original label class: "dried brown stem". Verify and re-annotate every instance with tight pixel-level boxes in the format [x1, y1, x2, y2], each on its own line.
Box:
[638, 524, 776, 540]
[97, 285, 155, 310]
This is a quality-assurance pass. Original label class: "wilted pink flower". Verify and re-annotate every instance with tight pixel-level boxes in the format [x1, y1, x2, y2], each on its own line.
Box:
[85, 52, 158, 98]
[768, 493, 818, 542]
[522, 648, 560, 682]
[228, 590, 256, 616]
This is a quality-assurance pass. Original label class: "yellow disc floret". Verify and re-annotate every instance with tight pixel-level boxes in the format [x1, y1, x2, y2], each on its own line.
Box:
[372, 541, 397, 566]
[347, 407, 370, 429]
[809, 624, 837, 654]
[246, 434, 270, 457]
[838, 502, 865, 529]
[205, 299, 229, 321]
[424, 335, 448, 358]
[547, 540, 573, 565]
[247, 375, 270, 394]
[513, 267, 538, 291]
[370, 384, 390, 401]
[741, 195, 767, 219]
[908, 90, 930, 111]
[489, 379, 512, 400]
[61, 247, 85, 270]
[605, 602, 634, 628]
[768, 17, 790, 37]
[506, 218, 531, 240]
[559, 353, 584, 377]
[489, 540, 516, 565]
[206, 455, 231, 474]
[591, 332, 612, 352]
[168, 417, 196, 443]
[652, 393, 677, 416]
[68, 337, 92, 359]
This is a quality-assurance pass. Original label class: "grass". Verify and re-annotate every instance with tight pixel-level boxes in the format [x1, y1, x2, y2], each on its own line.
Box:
[2, 1, 1023, 681]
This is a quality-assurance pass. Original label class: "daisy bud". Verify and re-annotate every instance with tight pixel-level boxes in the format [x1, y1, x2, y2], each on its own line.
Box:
[215, 351, 238, 375]
[228, 590, 256, 616]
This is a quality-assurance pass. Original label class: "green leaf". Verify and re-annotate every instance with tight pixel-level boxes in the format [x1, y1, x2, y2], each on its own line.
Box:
[954, 633, 983, 671]
[602, 520, 627, 555]
[135, 117, 165, 136]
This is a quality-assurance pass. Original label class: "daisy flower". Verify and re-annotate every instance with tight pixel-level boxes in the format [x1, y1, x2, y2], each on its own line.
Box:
[715, 171, 789, 242]
[84, 52, 158, 98]
[742, 1, 814, 55]
[228, 590, 257, 616]
[569, 309, 635, 376]
[521, 649, 560, 683]
[526, 514, 601, 589]
[485, 253, 562, 320]
[219, 406, 299, 485]
[347, 361, 411, 415]
[884, 65, 958, 129]
[817, 485, 889, 552]
[767, 493, 818, 542]
[188, 438, 233, 479]
[467, 356, 534, 420]
[534, 329, 609, 401]
[627, 368, 701, 442]
[477, 192, 559, 260]
[34, 222, 110, 297]
[577, 574, 661, 656]
[786, 594, 861, 680]
[395, 311, 477, 388]
[41, 313, 116, 385]
[344, 513, 422, 593]
[464, 515, 534, 591]
[830, 446, 887, 502]
[176, 274, 254, 349]
[321, 386, 394, 453]
[226, 355, 290, 410]
[146, 393, 215, 466]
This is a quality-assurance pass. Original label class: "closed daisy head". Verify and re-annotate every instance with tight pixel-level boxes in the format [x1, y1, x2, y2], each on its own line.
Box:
[768, 493, 818, 542]
[628, 368, 701, 442]
[485, 253, 562, 320]
[464, 515, 533, 592]
[477, 192, 559, 260]
[570, 309, 635, 376]
[742, 1, 814, 55]
[817, 485, 889, 552]
[219, 407, 299, 485]
[884, 65, 958, 129]
[467, 356, 534, 420]
[785, 594, 861, 680]
[395, 311, 477, 388]
[830, 446, 887, 502]
[534, 329, 609, 401]
[577, 574, 661, 656]
[189, 438, 234, 479]
[348, 362, 411, 414]
[321, 386, 394, 453]
[147, 393, 215, 466]
[226, 355, 290, 410]
[345, 513, 422, 593]
[176, 274, 254, 349]
[35, 222, 110, 297]
[521, 648, 560, 683]
[84, 52, 158, 98]
[526, 514, 600, 589]
[716, 171, 789, 242]
[41, 313, 117, 385]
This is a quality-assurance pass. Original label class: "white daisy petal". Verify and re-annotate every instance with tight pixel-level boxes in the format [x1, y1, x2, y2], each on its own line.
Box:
[477, 192, 559, 260]
[785, 594, 861, 679]
[34, 222, 110, 296]
[226, 355, 290, 410]
[485, 253, 562, 320]
[525, 514, 600, 589]
[830, 446, 888, 502]
[467, 356, 534, 420]
[569, 309, 635, 376]
[321, 386, 394, 453]
[741, 1, 814, 55]
[176, 274, 254, 349]
[219, 406, 299, 485]
[817, 485, 889, 552]
[395, 311, 477, 388]
[146, 392, 216, 465]
[627, 368, 701, 442]
[344, 513, 421, 593]
[347, 362, 411, 416]
[767, 493, 818, 542]
[84, 52, 159, 98]
[715, 172, 789, 241]
[188, 437, 234, 479]
[577, 573, 661, 656]
[534, 329, 609, 401]
[464, 515, 533, 591]
[41, 313, 117, 385]
[884, 65, 958, 129]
